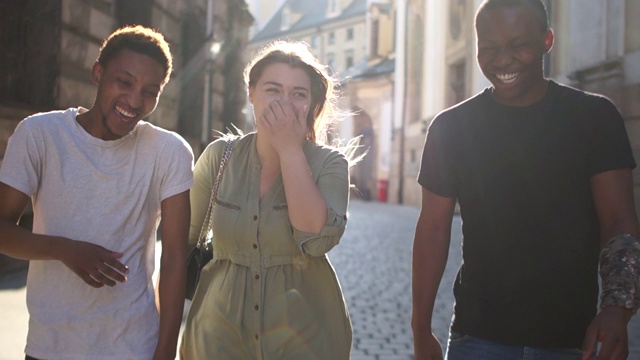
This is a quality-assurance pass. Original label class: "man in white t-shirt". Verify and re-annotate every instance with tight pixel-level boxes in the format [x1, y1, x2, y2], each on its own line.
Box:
[0, 25, 193, 360]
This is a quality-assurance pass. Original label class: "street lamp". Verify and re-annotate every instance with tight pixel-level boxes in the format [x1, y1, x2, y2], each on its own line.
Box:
[209, 41, 222, 59]
[201, 39, 223, 147]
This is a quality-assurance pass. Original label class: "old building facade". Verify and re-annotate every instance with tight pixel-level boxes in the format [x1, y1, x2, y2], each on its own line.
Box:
[548, 0, 640, 212]
[341, 1, 396, 201]
[249, 0, 368, 76]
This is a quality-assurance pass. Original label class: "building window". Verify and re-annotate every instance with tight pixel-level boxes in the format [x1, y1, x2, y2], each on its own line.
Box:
[345, 50, 354, 68]
[328, 31, 335, 45]
[281, 7, 291, 30]
[346, 28, 354, 41]
[408, 14, 424, 123]
[448, 0, 466, 41]
[448, 61, 466, 106]
[328, 0, 339, 15]
[326, 53, 335, 73]
[310, 35, 318, 48]
[568, 0, 623, 71]
[370, 19, 379, 57]
[392, 9, 397, 50]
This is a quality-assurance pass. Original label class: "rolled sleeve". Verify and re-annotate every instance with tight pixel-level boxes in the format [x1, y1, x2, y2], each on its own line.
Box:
[293, 147, 350, 257]
[293, 206, 347, 256]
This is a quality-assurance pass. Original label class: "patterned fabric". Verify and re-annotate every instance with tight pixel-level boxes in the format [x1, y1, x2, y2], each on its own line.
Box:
[600, 233, 640, 313]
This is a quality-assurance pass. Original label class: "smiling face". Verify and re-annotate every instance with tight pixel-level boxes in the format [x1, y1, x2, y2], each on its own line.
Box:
[249, 62, 312, 126]
[475, 5, 553, 106]
[90, 49, 166, 140]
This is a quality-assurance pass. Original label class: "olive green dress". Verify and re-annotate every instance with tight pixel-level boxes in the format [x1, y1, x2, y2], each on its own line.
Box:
[180, 133, 352, 360]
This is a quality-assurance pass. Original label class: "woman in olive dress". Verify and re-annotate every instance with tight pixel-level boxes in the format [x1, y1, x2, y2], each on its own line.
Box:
[180, 40, 353, 360]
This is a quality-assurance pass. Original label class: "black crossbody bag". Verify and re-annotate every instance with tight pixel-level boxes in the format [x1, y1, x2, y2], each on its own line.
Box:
[185, 138, 236, 300]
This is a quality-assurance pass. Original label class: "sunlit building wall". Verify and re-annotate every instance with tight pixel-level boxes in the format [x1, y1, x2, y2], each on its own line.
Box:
[548, 0, 640, 220]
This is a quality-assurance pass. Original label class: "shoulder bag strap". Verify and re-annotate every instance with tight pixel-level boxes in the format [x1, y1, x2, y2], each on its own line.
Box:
[196, 137, 236, 251]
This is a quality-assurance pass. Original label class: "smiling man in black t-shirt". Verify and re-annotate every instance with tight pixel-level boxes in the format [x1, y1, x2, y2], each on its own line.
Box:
[411, 1, 640, 359]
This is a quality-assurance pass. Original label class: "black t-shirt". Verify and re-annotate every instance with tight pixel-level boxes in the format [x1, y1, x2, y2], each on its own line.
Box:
[418, 81, 636, 348]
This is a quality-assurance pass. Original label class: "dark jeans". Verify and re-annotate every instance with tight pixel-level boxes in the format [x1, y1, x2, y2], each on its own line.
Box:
[445, 332, 584, 360]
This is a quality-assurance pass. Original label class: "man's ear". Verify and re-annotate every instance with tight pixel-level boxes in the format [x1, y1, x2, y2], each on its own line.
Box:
[92, 62, 103, 84]
[544, 29, 554, 53]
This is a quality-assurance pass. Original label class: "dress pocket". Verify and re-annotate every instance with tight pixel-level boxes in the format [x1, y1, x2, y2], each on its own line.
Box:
[273, 203, 288, 211]
[211, 198, 242, 249]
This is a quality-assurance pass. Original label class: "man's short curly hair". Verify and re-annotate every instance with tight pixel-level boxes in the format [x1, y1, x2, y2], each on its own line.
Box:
[476, 0, 549, 33]
[96, 25, 173, 85]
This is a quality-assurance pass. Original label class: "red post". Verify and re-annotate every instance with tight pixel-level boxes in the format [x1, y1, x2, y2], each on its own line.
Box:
[377, 179, 389, 202]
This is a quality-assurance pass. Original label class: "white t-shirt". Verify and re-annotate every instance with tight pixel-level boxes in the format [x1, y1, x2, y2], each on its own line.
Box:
[0, 108, 194, 359]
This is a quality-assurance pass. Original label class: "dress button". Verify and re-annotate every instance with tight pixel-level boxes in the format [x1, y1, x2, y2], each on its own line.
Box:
[254, 304, 259, 310]
[255, 274, 260, 280]
[255, 334, 259, 340]
[253, 215, 258, 221]
[253, 244, 258, 249]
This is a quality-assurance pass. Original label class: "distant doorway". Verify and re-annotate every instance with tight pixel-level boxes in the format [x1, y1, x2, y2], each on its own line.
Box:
[352, 108, 375, 201]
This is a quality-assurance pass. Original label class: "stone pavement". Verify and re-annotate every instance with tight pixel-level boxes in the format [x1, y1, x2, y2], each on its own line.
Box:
[1, 200, 639, 359]
[328, 199, 461, 359]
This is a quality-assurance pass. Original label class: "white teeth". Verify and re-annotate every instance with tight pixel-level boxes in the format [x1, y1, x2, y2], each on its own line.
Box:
[496, 72, 518, 84]
[115, 106, 136, 118]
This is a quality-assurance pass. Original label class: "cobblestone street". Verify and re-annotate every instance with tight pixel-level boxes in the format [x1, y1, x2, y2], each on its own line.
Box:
[330, 200, 460, 360]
